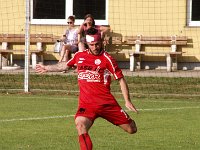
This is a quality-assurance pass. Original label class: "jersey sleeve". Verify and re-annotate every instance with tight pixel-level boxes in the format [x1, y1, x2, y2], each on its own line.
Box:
[105, 53, 124, 80]
[66, 52, 77, 67]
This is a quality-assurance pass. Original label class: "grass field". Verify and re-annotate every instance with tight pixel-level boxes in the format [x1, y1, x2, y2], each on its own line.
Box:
[1, 74, 200, 97]
[0, 95, 200, 150]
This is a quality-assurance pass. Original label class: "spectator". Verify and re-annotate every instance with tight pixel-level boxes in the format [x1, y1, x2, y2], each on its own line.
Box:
[77, 14, 110, 51]
[59, 16, 79, 62]
[35, 33, 138, 150]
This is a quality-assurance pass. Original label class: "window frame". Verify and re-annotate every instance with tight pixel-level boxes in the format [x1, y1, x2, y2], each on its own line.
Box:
[30, 0, 109, 25]
[187, 0, 200, 26]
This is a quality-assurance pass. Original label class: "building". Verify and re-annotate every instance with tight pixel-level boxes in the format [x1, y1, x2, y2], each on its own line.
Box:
[0, 0, 200, 70]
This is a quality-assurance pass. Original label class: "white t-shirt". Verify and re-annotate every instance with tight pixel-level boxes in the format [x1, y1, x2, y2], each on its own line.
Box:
[64, 27, 78, 45]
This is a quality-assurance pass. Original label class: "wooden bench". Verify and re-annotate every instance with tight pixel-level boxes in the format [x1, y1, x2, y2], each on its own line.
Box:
[110, 35, 188, 72]
[0, 34, 59, 69]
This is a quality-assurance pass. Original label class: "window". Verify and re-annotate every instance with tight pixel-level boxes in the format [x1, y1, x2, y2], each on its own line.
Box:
[31, 0, 108, 25]
[187, 0, 200, 26]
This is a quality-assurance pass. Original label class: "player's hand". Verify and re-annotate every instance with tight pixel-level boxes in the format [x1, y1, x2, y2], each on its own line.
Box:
[125, 101, 138, 113]
[35, 64, 47, 74]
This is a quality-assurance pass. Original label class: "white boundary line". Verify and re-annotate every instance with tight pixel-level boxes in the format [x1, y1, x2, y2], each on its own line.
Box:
[0, 96, 76, 100]
[0, 106, 200, 123]
[136, 106, 200, 111]
[0, 115, 75, 123]
[1, 94, 200, 104]
[1, 95, 199, 104]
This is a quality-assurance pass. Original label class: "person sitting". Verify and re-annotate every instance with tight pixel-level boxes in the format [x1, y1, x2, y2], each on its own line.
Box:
[59, 16, 79, 62]
[77, 14, 110, 51]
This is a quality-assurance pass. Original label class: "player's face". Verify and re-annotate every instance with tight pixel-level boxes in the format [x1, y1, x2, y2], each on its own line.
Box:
[87, 41, 102, 55]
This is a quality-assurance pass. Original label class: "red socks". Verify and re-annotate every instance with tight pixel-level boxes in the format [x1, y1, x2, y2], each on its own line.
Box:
[78, 133, 93, 150]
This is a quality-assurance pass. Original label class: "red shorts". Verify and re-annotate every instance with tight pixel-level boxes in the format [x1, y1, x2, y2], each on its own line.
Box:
[75, 103, 132, 125]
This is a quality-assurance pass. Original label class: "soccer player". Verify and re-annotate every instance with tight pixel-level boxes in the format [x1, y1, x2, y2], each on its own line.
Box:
[35, 33, 138, 150]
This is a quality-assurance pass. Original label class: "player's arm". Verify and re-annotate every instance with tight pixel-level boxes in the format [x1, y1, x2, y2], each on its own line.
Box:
[36, 62, 69, 73]
[118, 77, 138, 113]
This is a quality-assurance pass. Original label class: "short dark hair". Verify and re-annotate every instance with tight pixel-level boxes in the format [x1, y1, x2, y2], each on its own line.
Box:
[68, 16, 75, 22]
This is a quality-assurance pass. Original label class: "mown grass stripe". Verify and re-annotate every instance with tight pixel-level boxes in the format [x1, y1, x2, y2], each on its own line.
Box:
[1, 106, 199, 123]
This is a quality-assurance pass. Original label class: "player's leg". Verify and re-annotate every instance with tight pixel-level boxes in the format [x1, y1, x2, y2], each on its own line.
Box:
[100, 104, 137, 134]
[75, 116, 93, 135]
[75, 116, 93, 150]
[119, 119, 137, 134]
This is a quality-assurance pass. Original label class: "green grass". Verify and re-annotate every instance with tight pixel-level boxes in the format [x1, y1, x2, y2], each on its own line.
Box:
[0, 95, 200, 150]
[1, 74, 200, 97]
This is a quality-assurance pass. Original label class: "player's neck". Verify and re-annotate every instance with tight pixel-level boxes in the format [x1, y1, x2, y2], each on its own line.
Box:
[89, 48, 103, 56]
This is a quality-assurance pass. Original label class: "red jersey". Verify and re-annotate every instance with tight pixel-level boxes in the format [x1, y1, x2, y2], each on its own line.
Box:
[66, 49, 124, 106]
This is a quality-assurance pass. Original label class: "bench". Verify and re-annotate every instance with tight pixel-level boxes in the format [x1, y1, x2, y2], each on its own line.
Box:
[0, 34, 59, 69]
[110, 35, 188, 72]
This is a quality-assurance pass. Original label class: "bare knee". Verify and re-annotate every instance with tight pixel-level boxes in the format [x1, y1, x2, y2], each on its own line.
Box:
[119, 120, 137, 134]
[75, 117, 93, 135]
[127, 125, 137, 134]
[128, 120, 137, 134]
[75, 121, 87, 134]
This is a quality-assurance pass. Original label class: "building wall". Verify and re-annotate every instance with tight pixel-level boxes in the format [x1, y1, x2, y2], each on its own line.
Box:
[0, 0, 25, 34]
[0, 0, 200, 63]
[108, 0, 200, 62]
